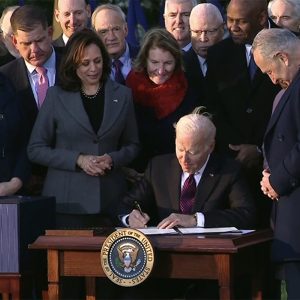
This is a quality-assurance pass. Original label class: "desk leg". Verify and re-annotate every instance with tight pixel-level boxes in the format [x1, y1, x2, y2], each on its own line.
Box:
[11, 277, 20, 300]
[85, 277, 96, 300]
[2, 293, 9, 300]
[48, 250, 60, 300]
[215, 254, 234, 300]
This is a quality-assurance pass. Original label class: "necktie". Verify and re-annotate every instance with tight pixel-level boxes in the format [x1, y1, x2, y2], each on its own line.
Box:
[248, 53, 257, 81]
[272, 89, 285, 113]
[35, 66, 49, 108]
[180, 174, 196, 214]
[202, 60, 207, 77]
[113, 59, 125, 84]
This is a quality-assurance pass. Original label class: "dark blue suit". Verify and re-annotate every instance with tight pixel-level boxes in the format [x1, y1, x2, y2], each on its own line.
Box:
[120, 153, 256, 229]
[264, 70, 300, 262]
[0, 49, 61, 131]
[183, 48, 207, 107]
[0, 73, 31, 186]
[264, 69, 300, 299]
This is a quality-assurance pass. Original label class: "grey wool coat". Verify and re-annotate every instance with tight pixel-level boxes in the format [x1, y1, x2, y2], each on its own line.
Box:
[28, 79, 139, 217]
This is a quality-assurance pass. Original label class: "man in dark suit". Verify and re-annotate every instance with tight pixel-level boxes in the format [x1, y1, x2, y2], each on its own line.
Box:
[119, 111, 255, 229]
[0, 73, 31, 196]
[0, 5, 61, 195]
[183, 3, 225, 106]
[53, 0, 91, 47]
[206, 0, 281, 227]
[92, 4, 139, 85]
[0, 5, 61, 130]
[253, 28, 300, 300]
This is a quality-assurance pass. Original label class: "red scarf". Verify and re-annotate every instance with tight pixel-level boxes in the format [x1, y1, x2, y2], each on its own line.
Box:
[126, 70, 188, 119]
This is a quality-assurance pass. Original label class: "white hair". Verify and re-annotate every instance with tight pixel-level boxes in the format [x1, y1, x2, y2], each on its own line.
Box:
[252, 28, 299, 59]
[269, 0, 300, 21]
[175, 110, 216, 147]
[91, 4, 126, 30]
[164, 0, 198, 14]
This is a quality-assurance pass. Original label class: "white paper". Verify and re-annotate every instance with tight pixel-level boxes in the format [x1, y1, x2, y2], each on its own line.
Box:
[137, 227, 178, 235]
[177, 227, 241, 234]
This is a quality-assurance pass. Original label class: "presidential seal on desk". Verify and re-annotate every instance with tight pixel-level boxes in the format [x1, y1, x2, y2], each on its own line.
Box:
[100, 228, 154, 287]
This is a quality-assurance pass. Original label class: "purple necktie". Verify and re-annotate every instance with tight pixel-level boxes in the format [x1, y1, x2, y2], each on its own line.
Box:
[113, 59, 125, 84]
[36, 66, 49, 108]
[180, 174, 196, 214]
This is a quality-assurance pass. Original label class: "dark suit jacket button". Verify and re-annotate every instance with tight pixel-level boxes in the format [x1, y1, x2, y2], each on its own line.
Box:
[93, 138, 100, 144]
[0, 114, 4, 120]
[246, 108, 253, 113]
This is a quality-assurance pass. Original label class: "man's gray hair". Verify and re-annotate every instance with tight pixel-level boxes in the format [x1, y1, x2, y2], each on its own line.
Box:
[91, 4, 126, 30]
[175, 108, 216, 146]
[269, 0, 300, 22]
[252, 28, 299, 58]
[164, 0, 198, 14]
[0, 6, 19, 34]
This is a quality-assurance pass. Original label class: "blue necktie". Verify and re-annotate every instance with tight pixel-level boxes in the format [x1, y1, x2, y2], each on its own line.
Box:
[248, 53, 257, 81]
[113, 59, 125, 84]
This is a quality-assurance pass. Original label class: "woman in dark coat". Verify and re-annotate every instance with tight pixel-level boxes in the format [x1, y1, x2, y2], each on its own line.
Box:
[0, 73, 30, 195]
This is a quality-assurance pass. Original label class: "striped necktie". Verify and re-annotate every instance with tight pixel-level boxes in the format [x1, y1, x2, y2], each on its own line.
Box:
[180, 174, 196, 214]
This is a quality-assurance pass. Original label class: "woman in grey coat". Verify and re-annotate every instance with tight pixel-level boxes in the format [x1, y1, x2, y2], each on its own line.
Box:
[28, 29, 139, 228]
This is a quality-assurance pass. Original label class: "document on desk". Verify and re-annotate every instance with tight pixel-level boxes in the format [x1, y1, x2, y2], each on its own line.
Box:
[177, 227, 250, 234]
[137, 227, 178, 235]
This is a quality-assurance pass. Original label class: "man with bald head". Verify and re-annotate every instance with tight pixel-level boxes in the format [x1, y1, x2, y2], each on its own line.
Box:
[164, 0, 197, 51]
[184, 3, 225, 107]
[268, 0, 300, 35]
[53, 0, 91, 47]
[205, 0, 281, 228]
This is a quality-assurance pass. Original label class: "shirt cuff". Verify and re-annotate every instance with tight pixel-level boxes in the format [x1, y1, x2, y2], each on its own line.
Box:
[195, 212, 205, 227]
[121, 214, 130, 227]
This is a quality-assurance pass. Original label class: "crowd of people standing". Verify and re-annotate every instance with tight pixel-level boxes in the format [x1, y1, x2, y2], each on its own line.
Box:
[1, 0, 300, 299]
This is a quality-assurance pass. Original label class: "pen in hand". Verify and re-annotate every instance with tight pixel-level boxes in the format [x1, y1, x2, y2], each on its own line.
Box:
[134, 201, 145, 217]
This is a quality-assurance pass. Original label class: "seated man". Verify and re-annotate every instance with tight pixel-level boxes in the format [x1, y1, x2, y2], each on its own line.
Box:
[119, 110, 256, 229]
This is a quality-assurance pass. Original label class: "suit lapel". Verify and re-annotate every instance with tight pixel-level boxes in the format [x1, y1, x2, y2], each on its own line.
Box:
[168, 156, 182, 211]
[195, 154, 220, 211]
[59, 89, 94, 133]
[265, 71, 300, 136]
[98, 79, 125, 137]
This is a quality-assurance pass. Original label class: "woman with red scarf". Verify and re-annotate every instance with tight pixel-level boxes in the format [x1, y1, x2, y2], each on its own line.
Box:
[126, 28, 199, 171]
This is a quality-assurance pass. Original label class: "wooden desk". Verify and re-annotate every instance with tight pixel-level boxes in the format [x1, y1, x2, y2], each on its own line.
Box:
[29, 229, 272, 300]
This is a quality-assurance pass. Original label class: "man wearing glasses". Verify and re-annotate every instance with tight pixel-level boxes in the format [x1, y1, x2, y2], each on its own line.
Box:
[164, 0, 197, 51]
[184, 3, 225, 107]
[92, 4, 139, 84]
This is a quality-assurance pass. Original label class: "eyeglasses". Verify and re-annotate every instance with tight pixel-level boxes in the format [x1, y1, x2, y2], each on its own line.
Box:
[190, 23, 224, 37]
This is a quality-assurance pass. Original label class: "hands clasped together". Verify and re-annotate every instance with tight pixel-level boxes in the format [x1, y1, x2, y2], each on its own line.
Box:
[77, 153, 112, 176]
[128, 209, 197, 229]
[260, 169, 279, 201]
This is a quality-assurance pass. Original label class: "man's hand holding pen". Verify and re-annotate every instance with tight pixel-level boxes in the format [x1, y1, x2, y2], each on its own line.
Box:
[128, 202, 150, 228]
